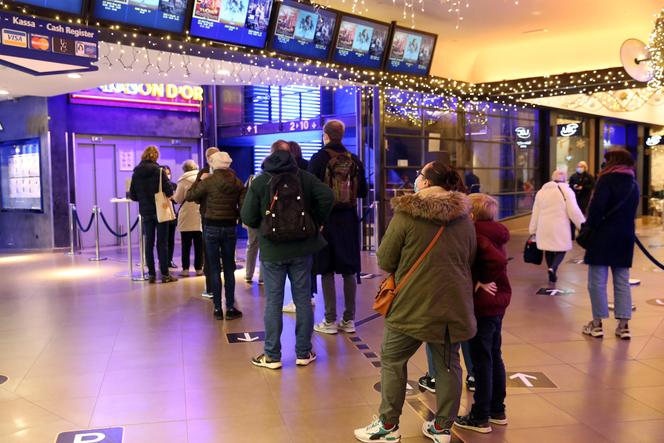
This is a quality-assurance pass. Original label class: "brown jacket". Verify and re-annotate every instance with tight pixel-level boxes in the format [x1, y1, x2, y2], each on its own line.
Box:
[186, 169, 245, 224]
[377, 186, 477, 343]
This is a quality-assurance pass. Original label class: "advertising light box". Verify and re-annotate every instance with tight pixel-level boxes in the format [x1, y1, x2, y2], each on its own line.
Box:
[0, 138, 43, 212]
[332, 14, 389, 70]
[386, 26, 436, 76]
[189, 0, 274, 48]
[269, 0, 337, 61]
[11, 0, 84, 14]
[92, 0, 190, 34]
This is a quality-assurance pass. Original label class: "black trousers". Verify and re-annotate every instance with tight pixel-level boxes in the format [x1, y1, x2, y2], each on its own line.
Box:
[469, 315, 506, 420]
[181, 231, 203, 271]
[142, 214, 169, 276]
[545, 251, 566, 272]
[167, 219, 177, 263]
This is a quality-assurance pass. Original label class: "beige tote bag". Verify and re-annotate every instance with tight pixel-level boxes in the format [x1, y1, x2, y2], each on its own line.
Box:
[155, 168, 176, 223]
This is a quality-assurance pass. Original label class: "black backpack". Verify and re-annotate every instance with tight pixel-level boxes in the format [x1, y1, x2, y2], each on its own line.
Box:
[260, 171, 317, 242]
[324, 148, 359, 208]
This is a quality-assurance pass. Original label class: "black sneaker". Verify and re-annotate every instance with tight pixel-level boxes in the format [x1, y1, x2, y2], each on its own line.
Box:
[148, 274, 157, 284]
[225, 307, 243, 320]
[466, 376, 476, 392]
[213, 308, 223, 320]
[548, 268, 557, 283]
[454, 414, 492, 434]
[251, 353, 282, 370]
[489, 412, 508, 425]
[418, 374, 436, 393]
[161, 275, 178, 283]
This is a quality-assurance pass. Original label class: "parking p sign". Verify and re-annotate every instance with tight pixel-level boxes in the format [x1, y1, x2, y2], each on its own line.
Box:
[55, 427, 123, 443]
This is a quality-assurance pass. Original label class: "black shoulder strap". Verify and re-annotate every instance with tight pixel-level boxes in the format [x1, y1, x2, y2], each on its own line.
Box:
[556, 184, 567, 202]
[601, 181, 637, 221]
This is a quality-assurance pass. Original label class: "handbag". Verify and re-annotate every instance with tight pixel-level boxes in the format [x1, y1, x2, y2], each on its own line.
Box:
[373, 225, 445, 316]
[577, 181, 636, 249]
[523, 235, 543, 265]
[155, 168, 176, 223]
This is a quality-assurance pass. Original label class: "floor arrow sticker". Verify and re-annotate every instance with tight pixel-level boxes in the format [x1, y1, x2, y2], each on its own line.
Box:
[506, 371, 557, 388]
[226, 331, 265, 344]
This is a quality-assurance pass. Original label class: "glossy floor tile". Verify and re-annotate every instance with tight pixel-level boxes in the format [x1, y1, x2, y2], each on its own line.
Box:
[3, 222, 664, 442]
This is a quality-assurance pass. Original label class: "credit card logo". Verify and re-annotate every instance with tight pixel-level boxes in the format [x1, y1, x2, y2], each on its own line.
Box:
[75, 41, 97, 58]
[52, 37, 75, 55]
[30, 34, 50, 51]
[2, 29, 28, 48]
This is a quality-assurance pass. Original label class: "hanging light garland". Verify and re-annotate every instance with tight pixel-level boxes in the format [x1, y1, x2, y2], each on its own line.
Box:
[647, 8, 664, 90]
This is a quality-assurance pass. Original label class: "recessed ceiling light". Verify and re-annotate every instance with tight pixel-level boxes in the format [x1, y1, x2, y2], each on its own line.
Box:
[0, 90, 9, 95]
[217, 69, 230, 76]
[67, 73, 82, 79]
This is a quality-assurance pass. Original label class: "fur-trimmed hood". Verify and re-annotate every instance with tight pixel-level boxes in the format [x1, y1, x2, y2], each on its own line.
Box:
[391, 186, 471, 224]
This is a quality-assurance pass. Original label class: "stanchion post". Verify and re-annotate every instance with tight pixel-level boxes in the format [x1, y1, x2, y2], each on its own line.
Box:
[89, 205, 107, 262]
[372, 201, 379, 254]
[136, 214, 147, 280]
[125, 201, 133, 279]
[65, 203, 78, 256]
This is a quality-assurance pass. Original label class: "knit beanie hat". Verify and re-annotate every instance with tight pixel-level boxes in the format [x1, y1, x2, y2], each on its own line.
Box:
[209, 151, 232, 170]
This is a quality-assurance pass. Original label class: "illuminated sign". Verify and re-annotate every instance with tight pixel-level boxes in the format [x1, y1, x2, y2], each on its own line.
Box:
[515, 126, 533, 148]
[557, 123, 581, 137]
[646, 135, 663, 147]
[69, 83, 204, 113]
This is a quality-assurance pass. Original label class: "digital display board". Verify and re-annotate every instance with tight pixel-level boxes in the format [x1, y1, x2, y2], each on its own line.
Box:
[269, 0, 336, 61]
[189, 0, 273, 48]
[11, 0, 83, 14]
[0, 138, 43, 212]
[332, 14, 389, 70]
[386, 27, 436, 76]
[92, 0, 189, 34]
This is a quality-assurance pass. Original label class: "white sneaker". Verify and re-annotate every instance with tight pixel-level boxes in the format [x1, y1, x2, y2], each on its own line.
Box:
[296, 351, 317, 366]
[422, 420, 451, 443]
[201, 291, 213, 299]
[283, 302, 297, 313]
[354, 416, 401, 442]
[314, 320, 338, 334]
[338, 319, 356, 333]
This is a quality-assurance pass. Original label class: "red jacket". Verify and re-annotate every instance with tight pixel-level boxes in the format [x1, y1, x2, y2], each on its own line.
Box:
[473, 220, 512, 317]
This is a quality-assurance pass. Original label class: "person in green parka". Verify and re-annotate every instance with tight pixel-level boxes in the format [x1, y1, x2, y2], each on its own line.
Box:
[355, 161, 477, 443]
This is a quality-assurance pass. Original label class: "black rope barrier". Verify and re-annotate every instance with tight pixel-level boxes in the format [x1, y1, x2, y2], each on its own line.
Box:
[359, 205, 373, 223]
[98, 211, 140, 238]
[73, 209, 95, 233]
[635, 236, 664, 271]
[130, 217, 140, 232]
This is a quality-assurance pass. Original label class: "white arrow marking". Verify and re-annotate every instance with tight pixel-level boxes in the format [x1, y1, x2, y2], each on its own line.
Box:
[656, 299, 664, 306]
[237, 333, 259, 342]
[547, 289, 561, 296]
[406, 383, 413, 390]
[509, 373, 537, 387]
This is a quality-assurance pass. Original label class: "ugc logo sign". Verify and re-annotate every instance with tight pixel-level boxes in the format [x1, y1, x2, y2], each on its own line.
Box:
[646, 135, 662, 147]
[515, 127, 531, 139]
[559, 123, 580, 137]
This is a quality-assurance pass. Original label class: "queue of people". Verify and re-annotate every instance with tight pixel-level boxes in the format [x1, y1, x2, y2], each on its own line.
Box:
[129, 133, 640, 443]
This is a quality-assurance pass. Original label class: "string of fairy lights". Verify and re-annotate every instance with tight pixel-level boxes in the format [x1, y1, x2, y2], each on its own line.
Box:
[0, 1, 658, 115]
[648, 9, 664, 90]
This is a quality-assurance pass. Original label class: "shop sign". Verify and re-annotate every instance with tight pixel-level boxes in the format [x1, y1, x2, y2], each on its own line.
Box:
[515, 126, 533, 148]
[69, 83, 204, 113]
[0, 11, 97, 75]
[646, 135, 663, 147]
[557, 123, 581, 137]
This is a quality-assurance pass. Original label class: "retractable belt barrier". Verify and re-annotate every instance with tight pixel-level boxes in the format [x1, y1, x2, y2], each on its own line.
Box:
[73, 208, 95, 233]
[98, 211, 140, 238]
[635, 236, 664, 271]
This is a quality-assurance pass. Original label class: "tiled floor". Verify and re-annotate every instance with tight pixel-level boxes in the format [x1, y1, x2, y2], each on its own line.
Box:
[3, 221, 664, 442]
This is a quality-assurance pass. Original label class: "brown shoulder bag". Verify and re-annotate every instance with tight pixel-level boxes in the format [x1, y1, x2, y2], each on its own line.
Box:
[373, 225, 445, 316]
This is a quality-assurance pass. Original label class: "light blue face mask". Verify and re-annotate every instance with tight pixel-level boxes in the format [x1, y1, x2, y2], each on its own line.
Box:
[576, 168, 584, 174]
[413, 181, 419, 193]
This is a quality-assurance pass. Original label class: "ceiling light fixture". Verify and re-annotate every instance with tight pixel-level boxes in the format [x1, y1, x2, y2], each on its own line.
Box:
[0, 90, 9, 95]
[67, 73, 82, 79]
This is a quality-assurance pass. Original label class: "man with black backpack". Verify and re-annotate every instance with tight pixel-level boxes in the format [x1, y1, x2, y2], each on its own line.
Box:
[241, 142, 334, 369]
[309, 120, 368, 335]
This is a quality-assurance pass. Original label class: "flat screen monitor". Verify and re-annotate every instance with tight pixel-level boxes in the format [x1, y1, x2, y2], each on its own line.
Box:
[385, 27, 436, 76]
[92, 0, 190, 34]
[269, 0, 337, 61]
[331, 14, 389, 70]
[0, 138, 43, 212]
[189, 0, 274, 48]
[10, 0, 83, 14]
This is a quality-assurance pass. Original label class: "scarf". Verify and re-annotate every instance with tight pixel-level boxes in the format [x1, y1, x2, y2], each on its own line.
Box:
[599, 165, 635, 177]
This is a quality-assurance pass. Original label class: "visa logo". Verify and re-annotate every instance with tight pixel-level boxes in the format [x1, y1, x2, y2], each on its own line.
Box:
[2, 29, 28, 48]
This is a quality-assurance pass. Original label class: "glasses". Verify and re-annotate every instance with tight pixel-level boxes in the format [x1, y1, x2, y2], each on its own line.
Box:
[416, 170, 424, 179]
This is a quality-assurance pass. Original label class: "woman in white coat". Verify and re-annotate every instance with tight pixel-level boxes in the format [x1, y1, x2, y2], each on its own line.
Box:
[173, 160, 203, 277]
[529, 170, 586, 283]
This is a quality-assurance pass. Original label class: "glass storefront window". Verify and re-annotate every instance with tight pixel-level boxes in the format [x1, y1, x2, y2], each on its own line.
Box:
[554, 115, 591, 176]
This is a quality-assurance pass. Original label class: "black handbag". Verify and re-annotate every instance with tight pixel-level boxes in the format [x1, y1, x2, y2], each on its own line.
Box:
[577, 181, 636, 250]
[523, 235, 543, 265]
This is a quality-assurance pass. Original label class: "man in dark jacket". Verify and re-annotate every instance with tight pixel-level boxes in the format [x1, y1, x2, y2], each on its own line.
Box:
[129, 145, 177, 284]
[242, 148, 334, 369]
[196, 147, 220, 298]
[569, 161, 594, 213]
[308, 120, 368, 335]
[186, 151, 245, 321]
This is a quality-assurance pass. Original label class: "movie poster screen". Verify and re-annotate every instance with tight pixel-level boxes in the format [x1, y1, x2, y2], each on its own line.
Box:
[0, 139, 43, 212]
[332, 16, 388, 69]
[93, 0, 188, 33]
[387, 29, 435, 75]
[190, 0, 274, 47]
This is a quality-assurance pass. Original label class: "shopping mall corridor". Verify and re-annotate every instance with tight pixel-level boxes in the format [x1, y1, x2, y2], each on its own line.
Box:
[3, 222, 664, 442]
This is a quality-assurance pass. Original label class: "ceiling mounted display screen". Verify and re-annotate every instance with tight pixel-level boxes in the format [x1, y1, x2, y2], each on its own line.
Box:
[189, 0, 274, 48]
[331, 14, 389, 70]
[92, 0, 190, 33]
[386, 27, 436, 76]
[11, 0, 83, 14]
[269, 0, 337, 61]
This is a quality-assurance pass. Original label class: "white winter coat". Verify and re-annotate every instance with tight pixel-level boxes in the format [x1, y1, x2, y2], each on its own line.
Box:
[529, 181, 585, 252]
[173, 170, 202, 232]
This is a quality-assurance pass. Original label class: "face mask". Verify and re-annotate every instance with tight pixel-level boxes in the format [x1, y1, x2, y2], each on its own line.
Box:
[576, 168, 584, 174]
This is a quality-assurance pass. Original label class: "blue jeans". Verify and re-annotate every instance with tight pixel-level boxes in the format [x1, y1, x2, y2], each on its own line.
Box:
[204, 225, 237, 310]
[469, 316, 506, 421]
[142, 214, 169, 276]
[262, 256, 313, 360]
[588, 265, 632, 320]
[427, 341, 474, 379]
